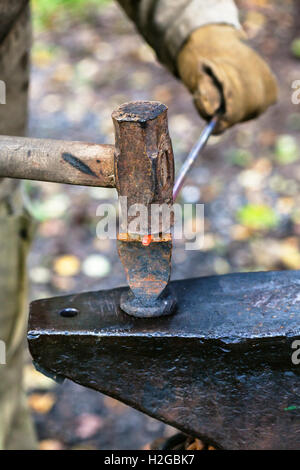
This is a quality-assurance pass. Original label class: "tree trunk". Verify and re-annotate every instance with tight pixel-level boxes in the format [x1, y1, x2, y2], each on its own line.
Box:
[0, 0, 37, 450]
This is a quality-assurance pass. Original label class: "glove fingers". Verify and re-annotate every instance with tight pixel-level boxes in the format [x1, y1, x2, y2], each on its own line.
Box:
[194, 55, 277, 133]
[177, 25, 278, 133]
[193, 68, 222, 119]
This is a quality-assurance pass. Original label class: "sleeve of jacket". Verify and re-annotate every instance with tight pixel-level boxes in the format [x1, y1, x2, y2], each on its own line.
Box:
[116, 0, 241, 74]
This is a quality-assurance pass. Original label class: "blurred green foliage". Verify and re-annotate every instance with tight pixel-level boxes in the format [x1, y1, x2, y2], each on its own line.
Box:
[291, 38, 300, 59]
[237, 204, 279, 231]
[275, 135, 299, 165]
[226, 148, 253, 167]
[32, 0, 111, 30]
[23, 181, 70, 221]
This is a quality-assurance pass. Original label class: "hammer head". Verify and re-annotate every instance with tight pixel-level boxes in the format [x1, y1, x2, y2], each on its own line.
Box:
[112, 101, 176, 317]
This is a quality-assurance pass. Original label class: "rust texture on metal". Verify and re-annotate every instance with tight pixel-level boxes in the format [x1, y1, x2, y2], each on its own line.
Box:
[117, 241, 172, 298]
[112, 101, 175, 317]
[117, 240, 175, 317]
[28, 269, 300, 450]
[112, 101, 174, 235]
[0, 135, 115, 187]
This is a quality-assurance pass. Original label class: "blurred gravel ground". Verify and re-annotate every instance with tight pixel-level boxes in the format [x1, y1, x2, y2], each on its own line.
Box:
[24, 0, 300, 449]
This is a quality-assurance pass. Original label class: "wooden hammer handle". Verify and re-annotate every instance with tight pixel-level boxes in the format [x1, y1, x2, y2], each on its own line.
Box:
[0, 135, 115, 187]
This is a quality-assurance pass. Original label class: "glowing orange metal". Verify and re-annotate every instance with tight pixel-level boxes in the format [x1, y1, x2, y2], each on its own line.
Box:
[142, 234, 152, 246]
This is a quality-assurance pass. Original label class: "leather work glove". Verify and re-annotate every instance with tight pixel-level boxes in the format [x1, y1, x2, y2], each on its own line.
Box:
[177, 25, 278, 133]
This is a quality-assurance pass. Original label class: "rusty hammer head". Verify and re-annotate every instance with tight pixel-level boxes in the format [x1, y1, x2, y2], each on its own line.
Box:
[111, 101, 176, 318]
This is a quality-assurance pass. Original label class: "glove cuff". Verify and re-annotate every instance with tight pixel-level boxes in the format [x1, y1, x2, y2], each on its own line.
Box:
[165, 0, 241, 74]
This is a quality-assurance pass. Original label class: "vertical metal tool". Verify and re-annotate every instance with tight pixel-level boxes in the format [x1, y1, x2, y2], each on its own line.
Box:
[173, 115, 219, 200]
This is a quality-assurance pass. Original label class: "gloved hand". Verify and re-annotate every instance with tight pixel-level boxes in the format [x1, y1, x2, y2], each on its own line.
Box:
[177, 25, 278, 133]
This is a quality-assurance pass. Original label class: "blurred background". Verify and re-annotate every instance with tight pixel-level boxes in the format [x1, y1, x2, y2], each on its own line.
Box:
[24, 0, 300, 450]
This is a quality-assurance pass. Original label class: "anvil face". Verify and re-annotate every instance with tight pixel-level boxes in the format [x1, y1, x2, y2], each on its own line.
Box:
[28, 270, 300, 450]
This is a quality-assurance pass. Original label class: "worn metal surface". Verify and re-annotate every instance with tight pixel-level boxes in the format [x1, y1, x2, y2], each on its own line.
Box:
[112, 101, 175, 316]
[0, 135, 115, 187]
[117, 240, 175, 317]
[117, 239, 172, 300]
[112, 101, 174, 231]
[28, 270, 300, 449]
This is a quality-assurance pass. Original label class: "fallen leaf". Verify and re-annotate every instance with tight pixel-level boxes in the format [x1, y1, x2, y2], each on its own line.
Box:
[142, 443, 151, 450]
[53, 255, 81, 277]
[186, 438, 204, 451]
[39, 439, 64, 450]
[231, 224, 252, 241]
[52, 63, 73, 83]
[23, 364, 56, 392]
[279, 238, 300, 269]
[28, 393, 56, 414]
